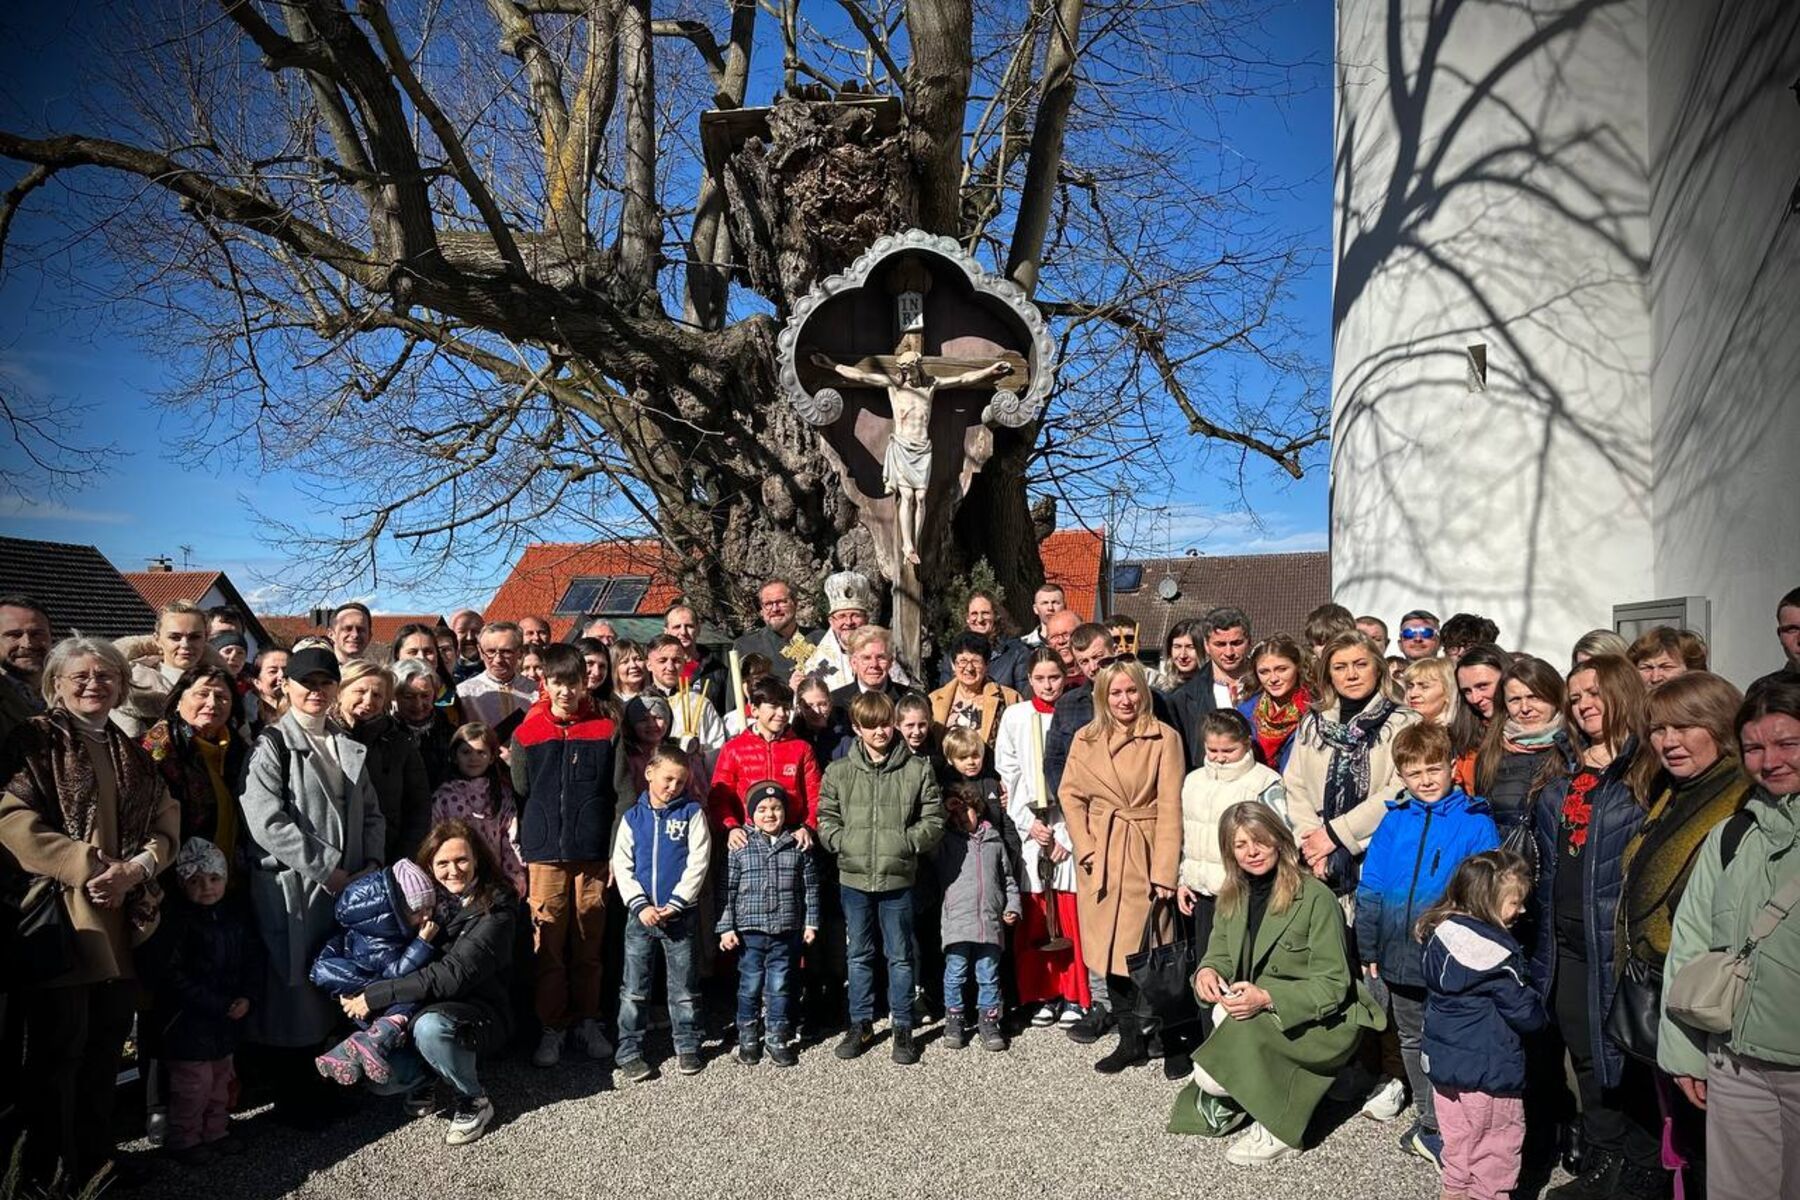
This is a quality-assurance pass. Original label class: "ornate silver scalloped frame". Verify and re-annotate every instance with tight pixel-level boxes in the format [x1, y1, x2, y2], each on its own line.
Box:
[774, 228, 1058, 428]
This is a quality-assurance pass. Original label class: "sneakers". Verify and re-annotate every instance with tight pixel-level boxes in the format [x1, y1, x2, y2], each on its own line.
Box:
[1030, 1002, 1060, 1027]
[1225, 1121, 1301, 1166]
[1400, 1122, 1443, 1171]
[576, 1019, 614, 1063]
[943, 1009, 969, 1050]
[1361, 1075, 1409, 1122]
[616, 1057, 656, 1083]
[835, 1021, 875, 1060]
[145, 1107, 168, 1149]
[445, 1095, 494, 1146]
[737, 1038, 763, 1066]
[1065, 1005, 1114, 1044]
[891, 1028, 920, 1065]
[767, 1036, 799, 1068]
[1058, 1004, 1084, 1028]
[532, 1027, 564, 1068]
[677, 1051, 705, 1075]
[977, 1007, 1008, 1052]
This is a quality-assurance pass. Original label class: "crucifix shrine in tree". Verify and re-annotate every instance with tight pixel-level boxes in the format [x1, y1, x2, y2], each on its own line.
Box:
[777, 229, 1058, 673]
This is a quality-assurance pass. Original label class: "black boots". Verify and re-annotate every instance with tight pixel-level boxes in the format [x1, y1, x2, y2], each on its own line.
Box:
[1094, 1013, 1148, 1074]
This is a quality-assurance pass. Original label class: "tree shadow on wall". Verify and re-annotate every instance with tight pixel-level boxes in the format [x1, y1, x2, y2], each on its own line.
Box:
[1330, 0, 1796, 646]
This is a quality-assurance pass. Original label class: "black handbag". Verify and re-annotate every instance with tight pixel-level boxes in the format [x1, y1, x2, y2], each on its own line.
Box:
[1604, 954, 1662, 1063]
[1605, 892, 1663, 1064]
[1127, 898, 1199, 1028]
[14, 875, 77, 983]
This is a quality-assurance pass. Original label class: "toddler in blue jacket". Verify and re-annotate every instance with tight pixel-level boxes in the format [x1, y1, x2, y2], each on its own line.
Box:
[310, 857, 441, 1086]
[1417, 850, 1545, 1200]
[1353, 722, 1499, 1164]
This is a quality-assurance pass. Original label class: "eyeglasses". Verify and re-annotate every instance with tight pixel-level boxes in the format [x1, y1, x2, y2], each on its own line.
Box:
[1399, 628, 1438, 641]
[63, 671, 119, 690]
[760, 598, 792, 610]
[481, 647, 520, 659]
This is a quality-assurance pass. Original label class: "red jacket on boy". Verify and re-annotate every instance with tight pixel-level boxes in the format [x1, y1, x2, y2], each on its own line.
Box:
[708, 726, 823, 830]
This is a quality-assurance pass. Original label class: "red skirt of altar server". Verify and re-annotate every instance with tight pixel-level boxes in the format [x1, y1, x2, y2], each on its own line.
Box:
[1014, 890, 1091, 1008]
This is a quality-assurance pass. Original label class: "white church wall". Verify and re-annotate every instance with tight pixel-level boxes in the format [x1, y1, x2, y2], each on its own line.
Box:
[1644, 0, 1800, 687]
[1330, 0, 1656, 661]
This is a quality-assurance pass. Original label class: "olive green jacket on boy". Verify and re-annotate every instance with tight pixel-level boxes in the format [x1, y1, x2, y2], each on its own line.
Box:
[818, 741, 944, 893]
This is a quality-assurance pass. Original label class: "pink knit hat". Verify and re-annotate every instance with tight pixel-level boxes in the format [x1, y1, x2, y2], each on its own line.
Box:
[391, 859, 436, 915]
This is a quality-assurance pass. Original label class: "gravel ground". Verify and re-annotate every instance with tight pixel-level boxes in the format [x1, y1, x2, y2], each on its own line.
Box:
[123, 1019, 1471, 1200]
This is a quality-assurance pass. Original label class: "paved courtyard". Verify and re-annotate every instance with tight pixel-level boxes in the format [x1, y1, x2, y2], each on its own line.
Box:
[127, 1021, 1461, 1200]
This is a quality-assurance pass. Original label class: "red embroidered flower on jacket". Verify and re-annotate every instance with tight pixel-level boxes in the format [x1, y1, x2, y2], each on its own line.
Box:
[1560, 770, 1598, 855]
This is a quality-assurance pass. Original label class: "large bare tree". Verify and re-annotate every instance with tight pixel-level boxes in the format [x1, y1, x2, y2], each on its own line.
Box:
[0, 0, 1323, 629]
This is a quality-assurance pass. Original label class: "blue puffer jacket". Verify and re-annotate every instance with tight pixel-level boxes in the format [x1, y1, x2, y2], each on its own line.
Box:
[1354, 790, 1500, 986]
[1528, 742, 1644, 1089]
[1420, 914, 1547, 1094]
[308, 870, 434, 997]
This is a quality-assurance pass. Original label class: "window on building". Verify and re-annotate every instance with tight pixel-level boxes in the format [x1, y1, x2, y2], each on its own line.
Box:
[1113, 563, 1144, 593]
[1612, 596, 1710, 644]
[554, 575, 653, 615]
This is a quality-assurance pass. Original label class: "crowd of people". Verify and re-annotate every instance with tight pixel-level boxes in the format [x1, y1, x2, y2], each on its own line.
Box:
[1, 574, 1798, 1200]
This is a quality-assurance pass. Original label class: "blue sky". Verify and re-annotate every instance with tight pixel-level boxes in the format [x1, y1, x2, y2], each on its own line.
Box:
[0, 0, 1332, 615]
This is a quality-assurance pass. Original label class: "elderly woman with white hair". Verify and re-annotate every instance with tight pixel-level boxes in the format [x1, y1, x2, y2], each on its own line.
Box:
[391, 656, 458, 790]
[1, 636, 180, 1187]
[335, 659, 431, 864]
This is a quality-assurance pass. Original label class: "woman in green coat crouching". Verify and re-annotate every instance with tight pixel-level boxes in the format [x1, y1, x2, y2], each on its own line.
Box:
[1168, 801, 1384, 1164]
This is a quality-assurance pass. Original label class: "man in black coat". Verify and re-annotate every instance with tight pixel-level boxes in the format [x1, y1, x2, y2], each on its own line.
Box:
[732, 577, 820, 670]
[1164, 606, 1254, 771]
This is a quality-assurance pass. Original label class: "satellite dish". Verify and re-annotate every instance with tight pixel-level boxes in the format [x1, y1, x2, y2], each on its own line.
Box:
[1157, 576, 1180, 602]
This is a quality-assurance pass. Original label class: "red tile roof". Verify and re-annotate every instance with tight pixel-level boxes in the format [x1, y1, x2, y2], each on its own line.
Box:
[484, 540, 682, 641]
[123, 570, 224, 612]
[124, 569, 277, 648]
[1040, 527, 1107, 622]
[1108, 551, 1331, 653]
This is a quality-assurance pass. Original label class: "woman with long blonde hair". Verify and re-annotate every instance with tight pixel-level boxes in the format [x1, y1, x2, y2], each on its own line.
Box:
[1171, 801, 1383, 1165]
[1060, 659, 1185, 1076]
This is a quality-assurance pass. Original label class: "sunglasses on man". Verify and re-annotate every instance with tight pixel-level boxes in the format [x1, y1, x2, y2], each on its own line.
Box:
[1399, 627, 1438, 641]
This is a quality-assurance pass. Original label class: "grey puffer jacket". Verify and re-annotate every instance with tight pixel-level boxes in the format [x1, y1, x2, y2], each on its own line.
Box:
[930, 820, 1021, 948]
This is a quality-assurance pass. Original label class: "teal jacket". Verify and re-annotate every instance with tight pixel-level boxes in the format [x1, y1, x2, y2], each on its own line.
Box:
[817, 741, 944, 893]
[1661, 787, 1800, 1078]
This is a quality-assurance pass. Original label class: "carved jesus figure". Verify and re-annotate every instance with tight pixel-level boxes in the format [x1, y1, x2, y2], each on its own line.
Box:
[810, 348, 1011, 565]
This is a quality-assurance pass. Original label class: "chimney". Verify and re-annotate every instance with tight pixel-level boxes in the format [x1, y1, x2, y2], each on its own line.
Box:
[147, 556, 174, 573]
[309, 606, 333, 628]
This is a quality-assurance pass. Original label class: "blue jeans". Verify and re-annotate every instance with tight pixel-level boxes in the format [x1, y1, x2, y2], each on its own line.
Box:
[618, 915, 699, 1061]
[943, 942, 1002, 1013]
[364, 1010, 482, 1100]
[841, 885, 914, 1030]
[736, 930, 802, 1040]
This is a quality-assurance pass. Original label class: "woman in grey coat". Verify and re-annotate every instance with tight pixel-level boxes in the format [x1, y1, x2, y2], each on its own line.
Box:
[237, 647, 386, 1123]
